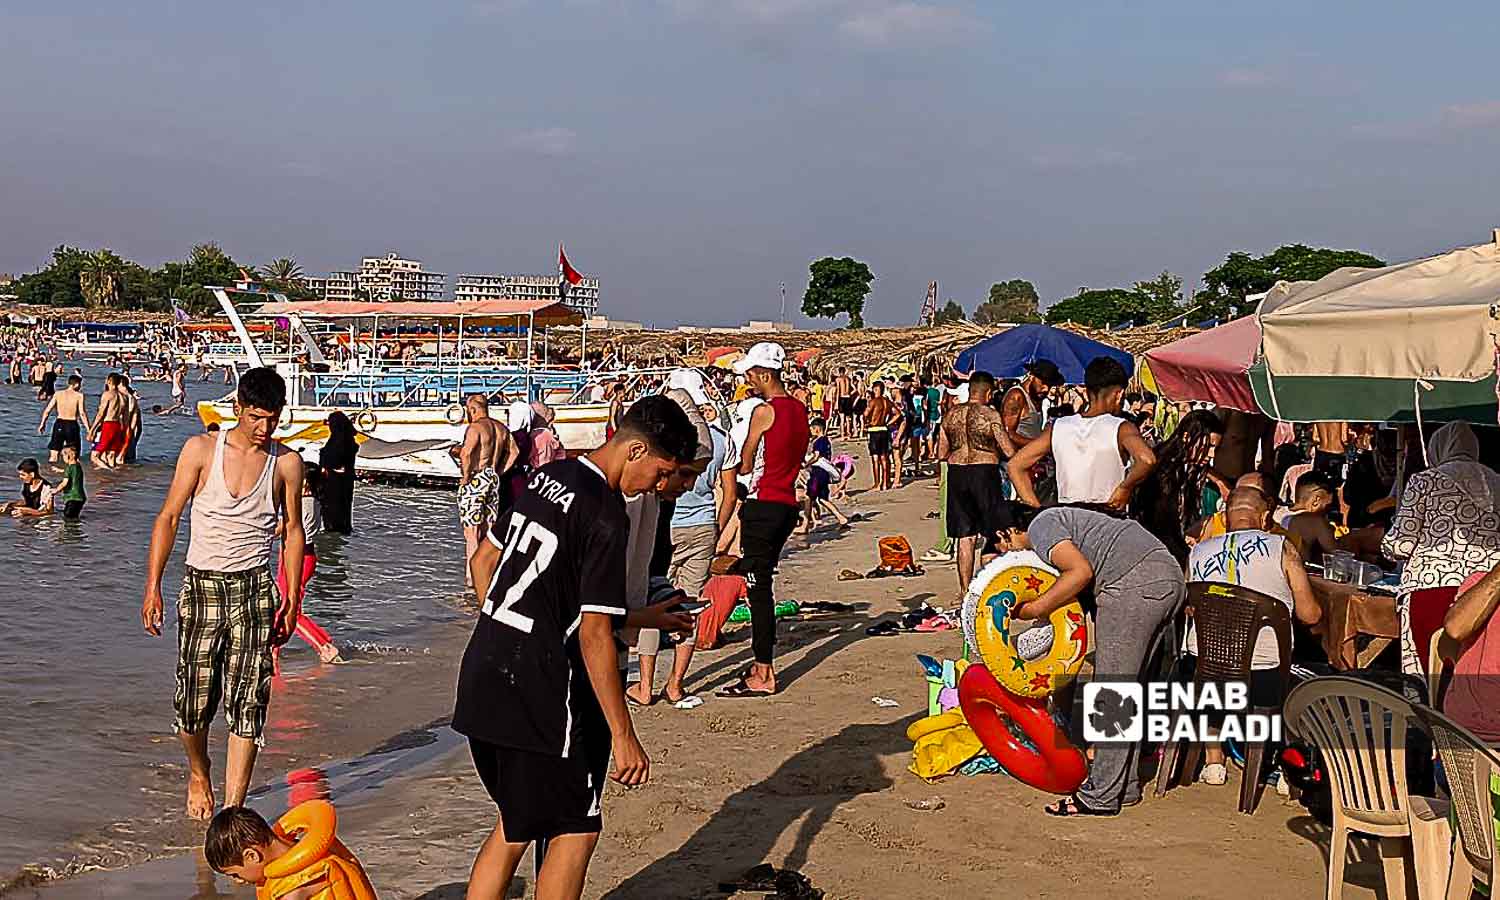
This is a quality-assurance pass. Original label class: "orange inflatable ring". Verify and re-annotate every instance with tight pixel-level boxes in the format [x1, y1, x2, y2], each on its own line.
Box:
[262, 800, 378, 900]
[958, 664, 1088, 795]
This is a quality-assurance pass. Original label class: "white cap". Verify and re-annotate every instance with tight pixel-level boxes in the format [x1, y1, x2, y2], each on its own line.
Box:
[667, 368, 710, 406]
[955, 383, 970, 404]
[732, 341, 786, 375]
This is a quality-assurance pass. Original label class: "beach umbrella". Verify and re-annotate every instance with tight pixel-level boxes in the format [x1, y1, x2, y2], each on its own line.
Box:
[794, 348, 822, 366]
[869, 359, 916, 383]
[1142, 315, 1261, 412]
[953, 324, 1132, 384]
[704, 346, 739, 364]
[1250, 233, 1500, 423]
[712, 350, 745, 370]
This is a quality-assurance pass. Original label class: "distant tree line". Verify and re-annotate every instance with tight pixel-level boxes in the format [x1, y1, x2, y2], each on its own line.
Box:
[8, 243, 316, 314]
[801, 244, 1386, 329]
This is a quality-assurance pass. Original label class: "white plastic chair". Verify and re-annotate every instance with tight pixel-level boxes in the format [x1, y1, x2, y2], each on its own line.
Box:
[1284, 676, 1437, 900]
[1412, 704, 1500, 899]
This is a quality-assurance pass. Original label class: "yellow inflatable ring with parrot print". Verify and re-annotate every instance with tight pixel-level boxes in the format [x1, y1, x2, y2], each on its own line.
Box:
[972, 562, 1087, 699]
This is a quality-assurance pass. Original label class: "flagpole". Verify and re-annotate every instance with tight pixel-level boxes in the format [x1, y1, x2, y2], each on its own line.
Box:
[780, 282, 786, 325]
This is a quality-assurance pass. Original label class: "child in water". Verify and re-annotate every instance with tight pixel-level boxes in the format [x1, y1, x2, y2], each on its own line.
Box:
[205, 803, 376, 900]
[273, 462, 343, 672]
[56, 445, 86, 521]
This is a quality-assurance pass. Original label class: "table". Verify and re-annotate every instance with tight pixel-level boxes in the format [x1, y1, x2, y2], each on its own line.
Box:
[1309, 576, 1400, 670]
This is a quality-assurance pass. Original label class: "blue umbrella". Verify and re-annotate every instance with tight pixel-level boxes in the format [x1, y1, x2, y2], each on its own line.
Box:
[952, 324, 1133, 384]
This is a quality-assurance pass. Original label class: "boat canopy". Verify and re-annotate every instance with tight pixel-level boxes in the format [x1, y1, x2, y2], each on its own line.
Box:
[252, 299, 582, 328]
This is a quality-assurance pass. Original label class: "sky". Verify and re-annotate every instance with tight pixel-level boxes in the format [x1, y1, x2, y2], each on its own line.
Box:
[3, 1, 1499, 327]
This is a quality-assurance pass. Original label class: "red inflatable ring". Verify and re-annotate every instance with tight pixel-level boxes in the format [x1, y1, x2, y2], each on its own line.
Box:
[958, 664, 1087, 795]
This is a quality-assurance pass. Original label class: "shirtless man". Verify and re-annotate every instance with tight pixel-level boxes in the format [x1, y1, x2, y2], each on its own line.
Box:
[142, 366, 305, 820]
[38, 374, 91, 468]
[89, 374, 130, 469]
[936, 372, 1016, 595]
[455, 395, 517, 590]
[833, 366, 853, 439]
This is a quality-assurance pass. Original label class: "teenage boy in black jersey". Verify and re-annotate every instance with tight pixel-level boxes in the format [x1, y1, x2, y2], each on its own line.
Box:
[454, 395, 698, 900]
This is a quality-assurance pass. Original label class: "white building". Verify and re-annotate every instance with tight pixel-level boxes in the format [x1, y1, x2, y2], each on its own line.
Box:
[359, 253, 445, 301]
[304, 254, 443, 302]
[455, 272, 600, 318]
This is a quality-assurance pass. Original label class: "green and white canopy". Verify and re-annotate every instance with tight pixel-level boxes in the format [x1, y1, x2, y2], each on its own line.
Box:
[1251, 233, 1500, 423]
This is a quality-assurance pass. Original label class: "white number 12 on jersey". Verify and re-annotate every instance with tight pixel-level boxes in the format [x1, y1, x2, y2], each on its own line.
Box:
[482, 512, 559, 633]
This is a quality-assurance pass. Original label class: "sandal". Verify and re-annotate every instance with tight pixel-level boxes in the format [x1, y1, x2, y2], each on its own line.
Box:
[718, 677, 775, 698]
[670, 695, 705, 710]
[1044, 796, 1119, 817]
[625, 687, 655, 707]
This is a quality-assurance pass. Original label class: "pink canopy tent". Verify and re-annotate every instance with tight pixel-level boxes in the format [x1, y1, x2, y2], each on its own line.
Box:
[1142, 315, 1261, 412]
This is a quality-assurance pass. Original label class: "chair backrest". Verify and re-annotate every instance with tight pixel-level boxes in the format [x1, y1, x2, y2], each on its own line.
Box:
[1186, 581, 1293, 701]
[1412, 704, 1500, 874]
[1427, 628, 1462, 709]
[1284, 676, 1417, 831]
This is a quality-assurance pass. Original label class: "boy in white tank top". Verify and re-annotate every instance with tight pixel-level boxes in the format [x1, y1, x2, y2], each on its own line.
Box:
[142, 367, 307, 822]
[1008, 357, 1156, 512]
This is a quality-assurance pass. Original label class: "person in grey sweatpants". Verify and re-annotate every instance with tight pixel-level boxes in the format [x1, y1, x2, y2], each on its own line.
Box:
[996, 503, 1185, 816]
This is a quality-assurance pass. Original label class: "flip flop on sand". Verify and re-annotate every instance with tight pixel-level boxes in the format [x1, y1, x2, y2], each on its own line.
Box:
[671, 695, 705, 710]
[1044, 796, 1119, 817]
[718, 678, 775, 698]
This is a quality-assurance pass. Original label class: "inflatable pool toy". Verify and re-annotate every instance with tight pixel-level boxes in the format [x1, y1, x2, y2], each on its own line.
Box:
[906, 709, 984, 780]
[262, 800, 378, 900]
[967, 556, 1087, 699]
[957, 664, 1087, 795]
[960, 551, 1054, 655]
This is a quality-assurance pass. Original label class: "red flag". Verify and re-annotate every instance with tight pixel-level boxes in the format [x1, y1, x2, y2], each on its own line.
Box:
[558, 243, 583, 285]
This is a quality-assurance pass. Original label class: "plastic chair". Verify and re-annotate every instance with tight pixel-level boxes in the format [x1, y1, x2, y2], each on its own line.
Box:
[1284, 676, 1430, 900]
[1154, 581, 1291, 814]
[1411, 704, 1500, 899]
[1426, 629, 1462, 709]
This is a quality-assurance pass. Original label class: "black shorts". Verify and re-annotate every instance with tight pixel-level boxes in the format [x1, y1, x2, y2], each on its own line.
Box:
[867, 430, 892, 456]
[470, 734, 611, 843]
[49, 419, 81, 452]
[1312, 450, 1345, 487]
[946, 463, 1011, 539]
[837, 397, 855, 416]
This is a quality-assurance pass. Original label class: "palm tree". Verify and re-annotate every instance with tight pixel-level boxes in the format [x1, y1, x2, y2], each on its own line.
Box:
[260, 257, 304, 287]
[79, 249, 125, 308]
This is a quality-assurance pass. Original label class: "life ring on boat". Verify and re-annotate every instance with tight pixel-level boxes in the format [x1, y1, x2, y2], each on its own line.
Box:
[353, 409, 378, 433]
[262, 799, 378, 900]
[971, 561, 1087, 699]
[958, 664, 1087, 795]
[444, 402, 466, 426]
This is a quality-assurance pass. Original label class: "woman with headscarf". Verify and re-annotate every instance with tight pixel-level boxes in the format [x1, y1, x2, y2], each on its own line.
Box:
[1382, 422, 1500, 674]
[1129, 409, 1227, 564]
[527, 400, 568, 468]
[319, 411, 358, 534]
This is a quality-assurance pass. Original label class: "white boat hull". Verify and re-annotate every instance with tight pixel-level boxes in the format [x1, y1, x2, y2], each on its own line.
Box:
[198, 401, 609, 483]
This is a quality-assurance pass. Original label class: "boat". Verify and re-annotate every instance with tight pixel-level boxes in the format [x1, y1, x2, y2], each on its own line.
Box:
[56, 321, 146, 356]
[195, 286, 658, 483]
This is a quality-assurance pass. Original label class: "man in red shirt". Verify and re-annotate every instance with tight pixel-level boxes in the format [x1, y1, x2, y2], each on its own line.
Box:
[720, 342, 809, 697]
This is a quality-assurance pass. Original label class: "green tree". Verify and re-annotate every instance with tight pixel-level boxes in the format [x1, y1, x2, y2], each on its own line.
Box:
[1196, 244, 1385, 321]
[1044, 288, 1145, 328]
[973, 279, 1041, 324]
[260, 257, 303, 286]
[1132, 270, 1184, 323]
[79, 249, 127, 308]
[801, 257, 874, 328]
[934, 299, 966, 324]
[13, 246, 90, 307]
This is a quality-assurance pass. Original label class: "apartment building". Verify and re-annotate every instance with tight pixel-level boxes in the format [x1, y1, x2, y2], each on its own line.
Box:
[303, 253, 443, 301]
[454, 272, 600, 318]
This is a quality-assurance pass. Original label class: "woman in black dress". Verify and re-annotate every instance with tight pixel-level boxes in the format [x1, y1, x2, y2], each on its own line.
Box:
[320, 411, 358, 534]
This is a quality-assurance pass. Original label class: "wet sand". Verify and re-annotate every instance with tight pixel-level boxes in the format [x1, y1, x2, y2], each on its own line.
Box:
[22, 468, 1390, 899]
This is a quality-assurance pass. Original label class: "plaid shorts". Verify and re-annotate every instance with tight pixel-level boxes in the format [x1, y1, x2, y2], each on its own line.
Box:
[173, 566, 277, 741]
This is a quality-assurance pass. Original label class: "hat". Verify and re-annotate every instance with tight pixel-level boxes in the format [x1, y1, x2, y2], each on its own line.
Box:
[954, 383, 970, 403]
[667, 368, 711, 406]
[732, 342, 786, 375]
[507, 400, 534, 433]
[1025, 359, 1065, 388]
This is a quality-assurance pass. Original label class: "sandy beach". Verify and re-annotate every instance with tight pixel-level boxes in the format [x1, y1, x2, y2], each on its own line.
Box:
[16, 465, 1390, 899]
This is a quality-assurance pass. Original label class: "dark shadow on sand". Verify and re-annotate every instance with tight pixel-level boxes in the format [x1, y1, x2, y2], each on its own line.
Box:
[600, 716, 918, 899]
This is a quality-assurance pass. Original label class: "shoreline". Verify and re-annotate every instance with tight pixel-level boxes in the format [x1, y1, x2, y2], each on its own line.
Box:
[14, 464, 1380, 899]
[1, 616, 475, 897]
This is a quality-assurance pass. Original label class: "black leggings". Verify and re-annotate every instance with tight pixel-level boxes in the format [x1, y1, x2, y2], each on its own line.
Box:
[739, 499, 800, 665]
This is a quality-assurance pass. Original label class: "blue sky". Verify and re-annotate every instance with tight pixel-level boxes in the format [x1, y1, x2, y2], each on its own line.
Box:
[3, 1, 1498, 326]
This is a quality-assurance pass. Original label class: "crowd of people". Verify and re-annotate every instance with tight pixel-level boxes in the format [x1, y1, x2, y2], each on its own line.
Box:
[9, 318, 1490, 897]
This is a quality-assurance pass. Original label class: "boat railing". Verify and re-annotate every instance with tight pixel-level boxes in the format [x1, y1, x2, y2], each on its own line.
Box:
[295, 366, 597, 410]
